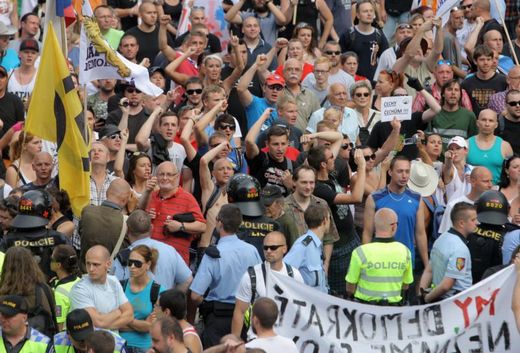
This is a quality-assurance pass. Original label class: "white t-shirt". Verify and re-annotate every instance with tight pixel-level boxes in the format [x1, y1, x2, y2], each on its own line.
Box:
[245, 335, 299, 353]
[168, 142, 187, 173]
[445, 164, 473, 202]
[70, 275, 128, 315]
[438, 195, 474, 234]
[7, 70, 37, 103]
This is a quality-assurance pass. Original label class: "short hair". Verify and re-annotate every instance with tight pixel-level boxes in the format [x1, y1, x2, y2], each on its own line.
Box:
[450, 202, 476, 224]
[304, 203, 329, 229]
[215, 114, 235, 128]
[85, 331, 115, 353]
[340, 51, 359, 65]
[314, 56, 331, 68]
[159, 289, 187, 320]
[252, 297, 279, 329]
[389, 155, 410, 170]
[277, 94, 297, 111]
[184, 76, 203, 88]
[324, 41, 340, 49]
[127, 209, 151, 236]
[20, 12, 38, 23]
[350, 80, 372, 97]
[317, 119, 337, 132]
[159, 111, 178, 126]
[266, 125, 289, 142]
[506, 89, 520, 101]
[217, 204, 243, 233]
[94, 4, 115, 15]
[208, 131, 229, 145]
[473, 44, 494, 61]
[293, 165, 316, 182]
[202, 84, 225, 102]
[156, 317, 184, 343]
[307, 145, 328, 171]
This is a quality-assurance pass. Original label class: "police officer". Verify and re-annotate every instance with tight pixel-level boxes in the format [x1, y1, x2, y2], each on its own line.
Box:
[0, 295, 51, 353]
[284, 203, 330, 293]
[227, 174, 280, 259]
[190, 204, 262, 348]
[345, 208, 413, 305]
[1, 190, 67, 277]
[53, 309, 127, 353]
[468, 190, 509, 283]
[419, 202, 477, 303]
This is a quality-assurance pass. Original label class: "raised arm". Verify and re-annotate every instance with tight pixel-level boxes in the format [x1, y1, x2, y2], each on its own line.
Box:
[221, 34, 245, 95]
[442, 150, 455, 185]
[159, 15, 177, 61]
[302, 130, 343, 157]
[194, 101, 226, 147]
[317, 0, 333, 49]
[393, 21, 433, 73]
[237, 54, 267, 108]
[200, 142, 230, 196]
[117, 99, 136, 152]
[180, 111, 199, 162]
[113, 129, 129, 178]
[164, 47, 197, 86]
[373, 118, 401, 165]
[464, 17, 485, 59]
[405, 75, 442, 121]
[425, 18, 444, 72]
[362, 195, 376, 243]
[245, 108, 273, 159]
[334, 149, 367, 204]
[224, 0, 245, 24]
[267, 0, 287, 25]
[135, 106, 163, 152]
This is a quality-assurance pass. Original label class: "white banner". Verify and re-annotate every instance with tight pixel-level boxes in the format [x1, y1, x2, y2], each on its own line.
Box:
[78, 0, 162, 97]
[267, 266, 520, 353]
[381, 96, 412, 122]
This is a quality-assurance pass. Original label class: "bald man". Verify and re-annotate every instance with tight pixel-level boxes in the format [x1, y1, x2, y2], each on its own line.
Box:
[79, 178, 132, 269]
[23, 152, 54, 191]
[231, 232, 303, 338]
[488, 66, 520, 115]
[346, 208, 413, 305]
[139, 161, 205, 265]
[70, 245, 134, 330]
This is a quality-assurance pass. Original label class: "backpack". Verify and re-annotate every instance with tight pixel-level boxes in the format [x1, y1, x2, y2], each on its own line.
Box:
[247, 263, 294, 304]
[120, 279, 161, 307]
[29, 283, 58, 337]
[423, 195, 446, 248]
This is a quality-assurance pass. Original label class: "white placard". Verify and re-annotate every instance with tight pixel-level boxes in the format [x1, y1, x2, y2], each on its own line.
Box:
[381, 95, 413, 122]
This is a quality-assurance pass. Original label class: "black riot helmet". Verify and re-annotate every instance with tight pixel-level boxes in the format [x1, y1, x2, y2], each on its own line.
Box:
[11, 190, 53, 229]
[227, 174, 264, 217]
[476, 190, 509, 226]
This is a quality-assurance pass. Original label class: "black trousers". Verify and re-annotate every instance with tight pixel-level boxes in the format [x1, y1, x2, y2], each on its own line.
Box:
[200, 302, 234, 348]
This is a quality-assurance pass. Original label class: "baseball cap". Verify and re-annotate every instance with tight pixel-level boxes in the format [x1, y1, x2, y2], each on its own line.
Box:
[149, 66, 165, 76]
[66, 309, 94, 341]
[261, 185, 284, 206]
[0, 295, 28, 316]
[98, 124, 121, 140]
[448, 136, 468, 149]
[20, 38, 39, 52]
[265, 74, 285, 86]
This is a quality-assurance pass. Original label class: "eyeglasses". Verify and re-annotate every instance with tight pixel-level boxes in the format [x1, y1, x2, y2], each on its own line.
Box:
[263, 245, 284, 251]
[325, 50, 341, 56]
[314, 69, 329, 75]
[157, 172, 178, 178]
[128, 259, 144, 268]
[217, 123, 236, 130]
[0, 71, 6, 78]
[355, 92, 370, 98]
[397, 23, 412, 30]
[186, 88, 203, 95]
[437, 59, 452, 66]
[125, 87, 141, 94]
[507, 100, 520, 106]
[267, 84, 284, 91]
[460, 4, 472, 9]
[341, 142, 354, 150]
[364, 154, 376, 161]
[107, 134, 121, 140]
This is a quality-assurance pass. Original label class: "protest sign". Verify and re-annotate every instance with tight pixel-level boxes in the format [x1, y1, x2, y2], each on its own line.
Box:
[381, 96, 413, 122]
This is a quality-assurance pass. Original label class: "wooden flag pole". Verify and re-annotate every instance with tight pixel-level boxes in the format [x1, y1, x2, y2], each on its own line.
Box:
[492, 0, 519, 65]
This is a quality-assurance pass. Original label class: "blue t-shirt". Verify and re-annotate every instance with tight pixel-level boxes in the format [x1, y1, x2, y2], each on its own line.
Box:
[245, 96, 277, 130]
[120, 280, 165, 349]
[0, 49, 20, 71]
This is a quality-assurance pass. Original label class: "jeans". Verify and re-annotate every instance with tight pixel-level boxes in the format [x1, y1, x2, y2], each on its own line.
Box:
[383, 12, 411, 44]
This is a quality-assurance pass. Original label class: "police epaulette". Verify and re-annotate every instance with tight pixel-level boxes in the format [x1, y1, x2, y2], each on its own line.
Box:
[205, 245, 221, 258]
[302, 235, 313, 246]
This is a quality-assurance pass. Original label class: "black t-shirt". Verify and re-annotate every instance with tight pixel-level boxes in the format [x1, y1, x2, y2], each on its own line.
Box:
[237, 215, 280, 260]
[106, 108, 150, 144]
[468, 224, 505, 284]
[368, 112, 426, 160]
[384, 0, 413, 15]
[497, 115, 520, 155]
[124, 26, 175, 63]
[461, 73, 507, 116]
[246, 152, 292, 195]
[295, 153, 350, 188]
[174, 32, 222, 54]
[314, 177, 356, 246]
[107, 0, 138, 31]
[339, 27, 389, 81]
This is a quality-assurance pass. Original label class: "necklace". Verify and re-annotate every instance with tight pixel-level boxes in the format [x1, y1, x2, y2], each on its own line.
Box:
[387, 187, 405, 202]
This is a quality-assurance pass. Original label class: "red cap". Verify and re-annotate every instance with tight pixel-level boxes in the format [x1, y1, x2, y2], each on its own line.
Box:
[265, 74, 285, 86]
[20, 38, 39, 52]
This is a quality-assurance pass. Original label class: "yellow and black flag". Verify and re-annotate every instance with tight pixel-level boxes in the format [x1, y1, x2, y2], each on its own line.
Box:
[26, 24, 90, 217]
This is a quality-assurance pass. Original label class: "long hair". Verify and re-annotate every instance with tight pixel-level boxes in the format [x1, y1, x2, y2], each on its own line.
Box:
[9, 130, 36, 161]
[131, 245, 159, 273]
[0, 247, 46, 296]
[499, 155, 520, 189]
[53, 244, 80, 276]
[126, 152, 152, 186]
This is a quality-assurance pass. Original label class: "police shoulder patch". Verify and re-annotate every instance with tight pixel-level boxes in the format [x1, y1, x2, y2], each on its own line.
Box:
[302, 235, 313, 246]
[456, 257, 466, 271]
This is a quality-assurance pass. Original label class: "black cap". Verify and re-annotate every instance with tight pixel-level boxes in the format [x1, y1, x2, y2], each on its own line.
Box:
[476, 190, 509, 225]
[98, 124, 121, 140]
[149, 66, 165, 76]
[261, 185, 283, 206]
[66, 309, 94, 341]
[20, 38, 39, 52]
[0, 295, 28, 316]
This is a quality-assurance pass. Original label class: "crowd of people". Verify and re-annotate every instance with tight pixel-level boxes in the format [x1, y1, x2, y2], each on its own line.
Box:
[2, 0, 520, 352]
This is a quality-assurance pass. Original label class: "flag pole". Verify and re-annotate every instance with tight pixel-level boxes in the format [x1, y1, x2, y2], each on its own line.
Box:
[60, 17, 68, 58]
[492, 0, 519, 65]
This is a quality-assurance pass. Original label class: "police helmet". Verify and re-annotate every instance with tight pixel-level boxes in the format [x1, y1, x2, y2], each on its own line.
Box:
[227, 174, 263, 217]
[475, 190, 508, 226]
[11, 190, 53, 229]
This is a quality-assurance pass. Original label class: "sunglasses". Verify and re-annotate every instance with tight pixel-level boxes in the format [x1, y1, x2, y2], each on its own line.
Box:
[263, 245, 284, 251]
[295, 22, 312, 29]
[0, 71, 6, 78]
[107, 133, 121, 140]
[364, 154, 376, 161]
[186, 88, 203, 95]
[437, 59, 452, 66]
[128, 259, 144, 268]
[397, 23, 412, 30]
[355, 92, 370, 98]
[325, 50, 341, 56]
[341, 142, 354, 150]
[460, 4, 472, 9]
[507, 100, 520, 107]
[267, 84, 284, 91]
[217, 123, 236, 130]
[125, 87, 141, 94]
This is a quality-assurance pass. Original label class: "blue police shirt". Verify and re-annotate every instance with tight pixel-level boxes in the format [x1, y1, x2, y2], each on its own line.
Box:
[190, 235, 262, 303]
[284, 230, 328, 293]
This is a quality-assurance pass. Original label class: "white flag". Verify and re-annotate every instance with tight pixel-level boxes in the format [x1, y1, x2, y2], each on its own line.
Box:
[79, 0, 162, 97]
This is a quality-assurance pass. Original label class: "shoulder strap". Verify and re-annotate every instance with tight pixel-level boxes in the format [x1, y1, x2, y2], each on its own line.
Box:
[35, 283, 58, 335]
[286, 263, 294, 277]
[499, 115, 505, 134]
[261, 263, 267, 288]
[150, 281, 161, 306]
[423, 196, 435, 214]
[204, 185, 221, 219]
[120, 278, 129, 291]
[366, 112, 377, 128]
[320, 96, 328, 107]
[247, 266, 256, 304]
[111, 214, 128, 261]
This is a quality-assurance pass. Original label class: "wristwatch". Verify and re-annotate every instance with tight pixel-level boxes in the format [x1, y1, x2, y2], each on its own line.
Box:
[179, 222, 186, 232]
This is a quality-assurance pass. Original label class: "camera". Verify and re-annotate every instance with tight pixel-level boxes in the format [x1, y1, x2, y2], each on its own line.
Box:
[119, 98, 129, 108]
[403, 134, 419, 146]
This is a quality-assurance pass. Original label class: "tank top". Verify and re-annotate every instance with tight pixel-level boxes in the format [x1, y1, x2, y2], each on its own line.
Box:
[162, 0, 182, 25]
[280, 0, 319, 38]
[7, 70, 36, 103]
[466, 136, 504, 185]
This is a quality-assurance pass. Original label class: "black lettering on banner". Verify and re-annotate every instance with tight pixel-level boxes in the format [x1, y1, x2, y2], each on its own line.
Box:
[342, 308, 358, 341]
[487, 321, 510, 351]
[301, 304, 324, 337]
[423, 305, 444, 336]
[274, 296, 288, 326]
[420, 340, 450, 353]
[327, 343, 352, 353]
[381, 313, 403, 340]
[407, 310, 422, 339]
[359, 312, 377, 340]
[326, 305, 340, 339]
[389, 343, 412, 353]
[370, 344, 385, 352]
[454, 322, 483, 353]
[300, 340, 319, 353]
[339, 343, 352, 353]
[292, 300, 307, 328]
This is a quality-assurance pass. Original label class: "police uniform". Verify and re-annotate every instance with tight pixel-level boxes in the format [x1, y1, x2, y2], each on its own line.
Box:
[346, 238, 413, 305]
[430, 228, 473, 299]
[53, 330, 127, 353]
[190, 235, 262, 348]
[237, 215, 280, 259]
[284, 230, 328, 293]
[50, 275, 81, 328]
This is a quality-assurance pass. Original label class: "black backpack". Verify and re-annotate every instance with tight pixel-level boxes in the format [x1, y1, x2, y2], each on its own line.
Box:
[120, 279, 161, 306]
[247, 263, 294, 303]
[28, 283, 58, 337]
